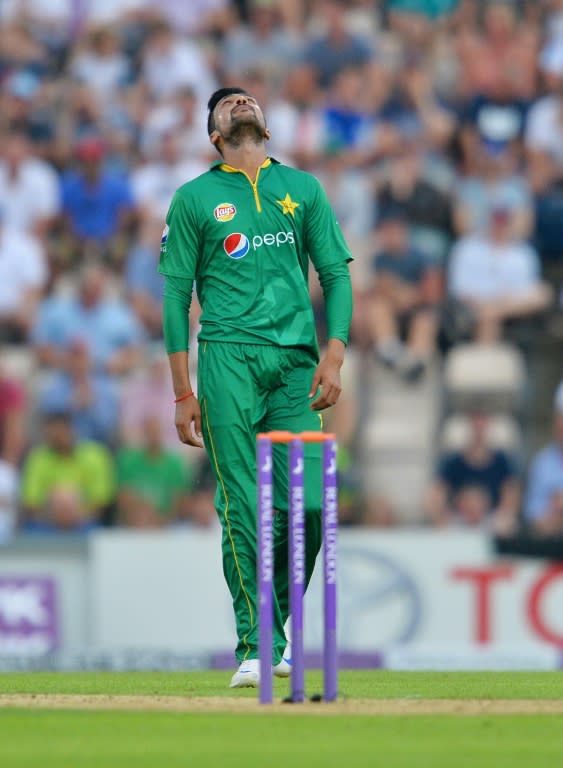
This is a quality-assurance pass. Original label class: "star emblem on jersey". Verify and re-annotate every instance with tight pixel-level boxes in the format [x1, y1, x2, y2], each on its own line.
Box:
[276, 193, 300, 217]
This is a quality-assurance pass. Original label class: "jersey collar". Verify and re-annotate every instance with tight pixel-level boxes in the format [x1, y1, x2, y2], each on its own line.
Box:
[210, 157, 279, 172]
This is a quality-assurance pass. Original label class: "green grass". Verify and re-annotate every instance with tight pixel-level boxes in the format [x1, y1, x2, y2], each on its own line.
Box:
[1, 670, 562, 699]
[1, 672, 562, 767]
[0, 710, 562, 768]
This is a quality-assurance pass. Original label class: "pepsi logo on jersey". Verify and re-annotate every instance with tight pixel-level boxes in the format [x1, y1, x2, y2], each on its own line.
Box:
[223, 233, 250, 259]
[223, 231, 295, 259]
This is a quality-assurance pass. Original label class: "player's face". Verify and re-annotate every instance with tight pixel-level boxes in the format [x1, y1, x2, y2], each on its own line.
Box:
[213, 93, 267, 139]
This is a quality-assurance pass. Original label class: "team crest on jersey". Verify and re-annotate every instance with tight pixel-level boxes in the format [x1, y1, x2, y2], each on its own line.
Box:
[214, 202, 237, 222]
[223, 233, 249, 259]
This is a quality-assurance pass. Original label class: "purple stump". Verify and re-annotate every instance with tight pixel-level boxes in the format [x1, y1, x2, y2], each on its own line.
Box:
[257, 437, 274, 704]
[322, 437, 338, 702]
[289, 438, 305, 702]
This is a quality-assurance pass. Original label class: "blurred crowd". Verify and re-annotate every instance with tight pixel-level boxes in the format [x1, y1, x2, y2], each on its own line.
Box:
[0, 0, 562, 541]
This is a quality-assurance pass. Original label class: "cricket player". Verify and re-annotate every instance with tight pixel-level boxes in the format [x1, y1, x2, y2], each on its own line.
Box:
[160, 87, 353, 688]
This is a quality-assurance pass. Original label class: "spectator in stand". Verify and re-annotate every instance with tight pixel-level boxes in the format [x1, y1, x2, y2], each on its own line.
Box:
[125, 215, 165, 340]
[458, 75, 529, 176]
[0, 364, 26, 542]
[222, 0, 302, 91]
[33, 260, 143, 376]
[120, 345, 199, 458]
[0, 365, 26, 466]
[0, 0, 74, 31]
[69, 26, 132, 107]
[269, 64, 325, 169]
[21, 411, 115, 533]
[0, 18, 50, 84]
[526, 42, 563, 186]
[140, 19, 216, 106]
[454, 139, 533, 241]
[303, 0, 375, 89]
[456, 0, 538, 102]
[526, 43, 563, 260]
[368, 208, 442, 381]
[60, 137, 135, 262]
[143, 0, 232, 36]
[132, 131, 207, 221]
[38, 340, 119, 446]
[448, 205, 552, 342]
[116, 414, 192, 528]
[303, 64, 381, 241]
[387, 0, 458, 21]
[425, 410, 521, 530]
[175, 456, 220, 530]
[317, 64, 376, 162]
[377, 141, 453, 263]
[0, 209, 47, 343]
[140, 86, 211, 164]
[0, 72, 58, 154]
[0, 459, 18, 542]
[0, 129, 60, 238]
[524, 381, 563, 536]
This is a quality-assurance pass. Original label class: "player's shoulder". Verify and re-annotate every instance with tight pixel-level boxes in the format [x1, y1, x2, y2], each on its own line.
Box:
[271, 161, 322, 190]
[172, 168, 217, 202]
[270, 163, 325, 208]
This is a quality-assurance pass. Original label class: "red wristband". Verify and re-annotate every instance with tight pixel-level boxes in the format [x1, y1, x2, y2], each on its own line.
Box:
[174, 391, 194, 403]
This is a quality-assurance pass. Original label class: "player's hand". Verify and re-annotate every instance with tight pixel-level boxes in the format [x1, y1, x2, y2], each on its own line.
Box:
[309, 352, 343, 411]
[175, 397, 204, 448]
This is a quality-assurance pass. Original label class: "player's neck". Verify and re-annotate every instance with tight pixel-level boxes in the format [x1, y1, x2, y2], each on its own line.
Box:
[221, 142, 268, 182]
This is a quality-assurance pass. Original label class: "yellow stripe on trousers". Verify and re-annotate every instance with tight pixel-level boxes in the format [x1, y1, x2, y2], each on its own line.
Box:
[202, 398, 254, 660]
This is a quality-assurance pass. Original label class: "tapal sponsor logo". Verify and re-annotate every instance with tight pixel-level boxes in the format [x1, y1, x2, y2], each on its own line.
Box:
[214, 202, 237, 222]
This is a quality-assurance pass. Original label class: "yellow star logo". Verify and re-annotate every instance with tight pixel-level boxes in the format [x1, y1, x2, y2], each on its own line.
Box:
[277, 193, 300, 217]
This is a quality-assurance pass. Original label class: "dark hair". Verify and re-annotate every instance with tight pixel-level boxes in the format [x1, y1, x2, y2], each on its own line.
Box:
[207, 87, 250, 135]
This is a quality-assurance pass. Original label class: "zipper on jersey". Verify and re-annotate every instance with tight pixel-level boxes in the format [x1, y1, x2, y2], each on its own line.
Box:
[220, 158, 271, 213]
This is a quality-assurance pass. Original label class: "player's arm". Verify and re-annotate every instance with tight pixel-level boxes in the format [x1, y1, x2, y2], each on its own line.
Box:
[305, 180, 354, 411]
[159, 190, 203, 448]
[163, 276, 203, 449]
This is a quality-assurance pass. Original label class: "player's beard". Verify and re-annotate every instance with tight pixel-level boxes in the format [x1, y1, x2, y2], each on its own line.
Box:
[224, 113, 265, 148]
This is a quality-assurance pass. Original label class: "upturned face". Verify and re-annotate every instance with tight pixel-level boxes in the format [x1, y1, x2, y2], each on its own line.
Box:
[212, 93, 268, 142]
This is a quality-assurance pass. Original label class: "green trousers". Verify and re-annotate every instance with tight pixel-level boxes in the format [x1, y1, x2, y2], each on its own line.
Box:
[198, 341, 324, 664]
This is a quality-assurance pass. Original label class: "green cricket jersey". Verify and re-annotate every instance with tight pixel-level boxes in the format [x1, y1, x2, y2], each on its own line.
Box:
[159, 158, 352, 356]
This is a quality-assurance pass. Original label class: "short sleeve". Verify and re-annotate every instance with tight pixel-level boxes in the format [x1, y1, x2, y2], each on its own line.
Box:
[305, 178, 353, 270]
[158, 190, 201, 279]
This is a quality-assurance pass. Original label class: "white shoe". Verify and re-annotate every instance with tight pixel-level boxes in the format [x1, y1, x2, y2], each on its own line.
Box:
[273, 644, 292, 678]
[230, 659, 260, 688]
